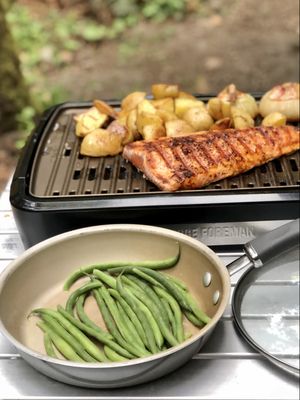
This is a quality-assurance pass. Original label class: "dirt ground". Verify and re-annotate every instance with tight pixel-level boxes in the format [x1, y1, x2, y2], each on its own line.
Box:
[0, 0, 299, 193]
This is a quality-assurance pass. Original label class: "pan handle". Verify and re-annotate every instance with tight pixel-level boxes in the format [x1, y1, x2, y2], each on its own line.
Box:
[244, 219, 299, 267]
[227, 219, 299, 276]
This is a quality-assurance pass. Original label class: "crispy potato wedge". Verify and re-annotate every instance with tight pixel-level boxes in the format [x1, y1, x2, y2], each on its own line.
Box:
[165, 119, 195, 137]
[183, 107, 214, 130]
[151, 97, 174, 112]
[152, 84, 179, 99]
[121, 91, 146, 112]
[175, 98, 206, 118]
[80, 128, 123, 157]
[93, 99, 118, 119]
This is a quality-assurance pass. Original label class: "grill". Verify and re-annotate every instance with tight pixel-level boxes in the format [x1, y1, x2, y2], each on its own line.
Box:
[10, 99, 300, 248]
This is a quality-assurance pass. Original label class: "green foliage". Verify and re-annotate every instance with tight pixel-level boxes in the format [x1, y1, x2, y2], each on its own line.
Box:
[5, 1, 202, 140]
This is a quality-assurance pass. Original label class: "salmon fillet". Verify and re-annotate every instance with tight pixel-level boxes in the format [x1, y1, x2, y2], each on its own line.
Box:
[122, 125, 300, 192]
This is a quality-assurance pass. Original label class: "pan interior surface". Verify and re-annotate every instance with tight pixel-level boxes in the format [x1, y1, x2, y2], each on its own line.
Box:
[232, 245, 300, 376]
[0, 225, 229, 364]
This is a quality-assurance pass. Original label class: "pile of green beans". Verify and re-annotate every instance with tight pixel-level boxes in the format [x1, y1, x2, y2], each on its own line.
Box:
[32, 244, 211, 363]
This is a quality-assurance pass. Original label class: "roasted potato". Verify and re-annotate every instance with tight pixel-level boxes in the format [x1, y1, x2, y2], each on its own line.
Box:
[142, 124, 166, 140]
[156, 109, 178, 122]
[231, 106, 254, 129]
[136, 111, 165, 140]
[261, 112, 287, 127]
[165, 119, 194, 137]
[183, 107, 214, 130]
[208, 84, 258, 120]
[152, 84, 179, 99]
[234, 93, 258, 118]
[126, 109, 141, 140]
[74, 107, 108, 137]
[259, 82, 300, 121]
[137, 99, 157, 115]
[151, 97, 174, 112]
[175, 98, 206, 118]
[209, 117, 232, 131]
[178, 91, 196, 99]
[121, 91, 146, 112]
[80, 128, 123, 157]
[107, 120, 134, 145]
[93, 99, 118, 119]
[207, 98, 223, 120]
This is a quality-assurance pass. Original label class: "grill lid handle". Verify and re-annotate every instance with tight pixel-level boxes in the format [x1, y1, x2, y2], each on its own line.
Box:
[244, 219, 299, 268]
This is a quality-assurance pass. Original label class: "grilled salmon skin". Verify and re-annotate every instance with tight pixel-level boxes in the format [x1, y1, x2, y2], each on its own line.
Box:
[122, 125, 300, 191]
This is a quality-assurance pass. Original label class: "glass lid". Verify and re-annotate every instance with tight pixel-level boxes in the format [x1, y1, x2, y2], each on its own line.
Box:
[232, 245, 299, 376]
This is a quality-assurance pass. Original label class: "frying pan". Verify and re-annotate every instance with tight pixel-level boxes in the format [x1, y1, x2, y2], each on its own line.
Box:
[0, 221, 298, 388]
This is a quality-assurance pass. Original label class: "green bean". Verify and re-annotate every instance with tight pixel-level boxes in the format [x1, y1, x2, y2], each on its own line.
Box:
[93, 289, 150, 358]
[161, 297, 177, 336]
[63, 243, 180, 290]
[92, 270, 116, 289]
[99, 285, 146, 353]
[138, 268, 211, 324]
[104, 345, 128, 362]
[57, 305, 135, 359]
[76, 294, 113, 340]
[184, 310, 205, 328]
[116, 302, 145, 349]
[43, 332, 57, 358]
[65, 281, 102, 315]
[121, 277, 164, 349]
[126, 274, 169, 326]
[116, 276, 158, 354]
[39, 313, 96, 362]
[153, 286, 184, 343]
[132, 268, 164, 288]
[122, 277, 178, 347]
[33, 308, 107, 362]
[164, 275, 188, 292]
[37, 321, 84, 362]
[108, 288, 148, 347]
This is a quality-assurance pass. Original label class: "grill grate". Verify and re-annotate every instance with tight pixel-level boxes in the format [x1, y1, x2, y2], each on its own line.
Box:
[30, 107, 300, 198]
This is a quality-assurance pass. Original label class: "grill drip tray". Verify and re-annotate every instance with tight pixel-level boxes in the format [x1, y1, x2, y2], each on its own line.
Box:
[30, 106, 300, 198]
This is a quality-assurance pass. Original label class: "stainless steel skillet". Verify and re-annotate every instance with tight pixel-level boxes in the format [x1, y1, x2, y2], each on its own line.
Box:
[0, 221, 298, 388]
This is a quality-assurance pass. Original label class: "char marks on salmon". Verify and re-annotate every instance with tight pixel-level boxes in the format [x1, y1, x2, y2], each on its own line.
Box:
[122, 125, 300, 191]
